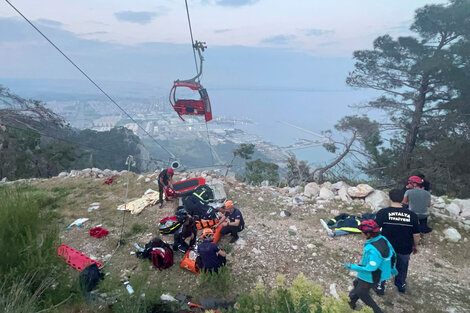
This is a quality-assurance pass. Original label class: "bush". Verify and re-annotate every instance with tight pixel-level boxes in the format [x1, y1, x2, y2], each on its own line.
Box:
[233, 274, 373, 313]
[199, 266, 232, 298]
[0, 186, 77, 311]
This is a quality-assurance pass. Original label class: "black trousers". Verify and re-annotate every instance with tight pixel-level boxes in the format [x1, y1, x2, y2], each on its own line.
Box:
[202, 255, 226, 274]
[418, 217, 432, 233]
[220, 225, 240, 239]
[349, 279, 384, 313]
[158, 182, 165, 203]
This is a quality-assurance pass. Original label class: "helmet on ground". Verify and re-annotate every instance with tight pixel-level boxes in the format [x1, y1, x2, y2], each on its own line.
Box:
[408, 176, 423, 184]
[358, 220, 380, 233]
[202, 228, 214, 238]
[175, 208, 188, 222]
[167, 168, 174, 175]
[224, 200, 234, 209]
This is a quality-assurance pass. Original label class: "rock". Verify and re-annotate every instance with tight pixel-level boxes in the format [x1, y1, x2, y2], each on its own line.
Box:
[338, 187, 352, 203]
[258, 197, 264, 202]
[160, 294, 177, 302]
[210, 182, 227, 200]
[145, 178, 151, 183]
[347, 184, 374, 198]
[331, 181, 350, 190]
[103, 169, 112, 175]
[443, 227, 461, 242]
[1, 177, 6, 182]
[292, 245, 298, 250]
[289, 225, 298, 232]
[137, 175, 144, 181]
[454, 199, 470, 219]
[329, 283, 339, 299]
[261, 180, 269, 187]
[293, 197, 304, 204]
[307, 244, 314, 249]
[112, 170, 119, 175]
[280, 210, 292, 217]
[69, 170, 78, 177]
[58, 172, 68, 178]
[252, 248, 262, 255]
[445, 203, 461, 216]
[82, 168, 92, 174]
[365, 190, 391, 212]
[303, 182, 320, 197]
[320, 181, 332, 189]
[318, 187, 335, 200]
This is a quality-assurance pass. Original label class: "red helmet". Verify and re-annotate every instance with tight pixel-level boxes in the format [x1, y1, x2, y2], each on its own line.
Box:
[358, 220, 380, 233]
[167, 168, 174, 175]
[408, 176, 423, 184]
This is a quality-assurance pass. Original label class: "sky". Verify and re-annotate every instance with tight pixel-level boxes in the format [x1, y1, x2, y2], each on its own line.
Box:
[0, 0, 446, 57]
[0, 0, 449, 164]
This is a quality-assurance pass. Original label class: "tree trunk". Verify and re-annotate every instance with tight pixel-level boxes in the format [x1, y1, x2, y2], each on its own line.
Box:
[399, 78, 428, 172]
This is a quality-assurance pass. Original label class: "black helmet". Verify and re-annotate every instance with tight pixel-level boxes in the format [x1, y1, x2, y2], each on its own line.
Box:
[175, 208, 188, 223]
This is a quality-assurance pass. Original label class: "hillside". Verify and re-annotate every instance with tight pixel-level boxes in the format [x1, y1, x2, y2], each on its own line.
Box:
[2, 168, 469, 313]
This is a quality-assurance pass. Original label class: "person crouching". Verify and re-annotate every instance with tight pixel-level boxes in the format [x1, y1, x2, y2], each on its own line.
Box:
[197, 228, 226, 274]
[344, 220, 398, 313]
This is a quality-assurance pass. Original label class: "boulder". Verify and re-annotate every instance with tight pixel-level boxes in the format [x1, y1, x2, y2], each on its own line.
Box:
[348, 184, 374, 198]
[443, 227, 462, 242]
[289, 186, 303, 195]
[338, 187, 352, 203]
[365, 190, 391, 212]
[320, 181, 332, 190]
[303, 182, 320, 198]
[210, 182, 226, 200]
[445, 203, 461, 216]
[453, 199, 470, 219]
[318, 187, 335, 200]
[261, 180, 269, 187]
[58, 172, 68, 178]
[331, 181, 350, 190]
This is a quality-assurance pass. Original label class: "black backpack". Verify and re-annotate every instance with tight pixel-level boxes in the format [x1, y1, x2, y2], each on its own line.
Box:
[137, 238, 172, 260]
[79, 263, 104, 293]
[192, 185, 214, 203]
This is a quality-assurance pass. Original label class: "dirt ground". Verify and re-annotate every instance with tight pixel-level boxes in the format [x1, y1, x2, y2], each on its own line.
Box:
[32, 173, 470, 313]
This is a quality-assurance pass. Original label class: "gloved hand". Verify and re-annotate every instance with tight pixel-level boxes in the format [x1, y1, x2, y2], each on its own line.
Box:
[164, 185, 168, 190]
[170, 184, 174, 189]
[343, 262, 352, 269]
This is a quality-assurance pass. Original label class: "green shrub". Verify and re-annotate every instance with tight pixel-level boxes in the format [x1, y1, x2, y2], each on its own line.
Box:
[233, 274, 372, 313]
[0, 186, 78, 311]
[199, 266, 232, 297]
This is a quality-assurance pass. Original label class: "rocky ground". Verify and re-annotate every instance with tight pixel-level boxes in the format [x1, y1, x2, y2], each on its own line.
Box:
[5, 168, 469, 313]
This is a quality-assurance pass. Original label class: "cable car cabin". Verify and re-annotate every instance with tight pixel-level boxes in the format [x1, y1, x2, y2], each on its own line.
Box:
[169, 81, 212, 122]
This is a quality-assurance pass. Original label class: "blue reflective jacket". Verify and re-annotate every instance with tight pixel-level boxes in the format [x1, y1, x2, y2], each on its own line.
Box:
[350, 235, 398, 284]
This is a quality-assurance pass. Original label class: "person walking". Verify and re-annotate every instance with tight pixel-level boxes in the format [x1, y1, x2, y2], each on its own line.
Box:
[158, 168, 174, 207]
[344, 220, 397, 313]
[403, 176, 432, 233]
[375, 189, 420, 294]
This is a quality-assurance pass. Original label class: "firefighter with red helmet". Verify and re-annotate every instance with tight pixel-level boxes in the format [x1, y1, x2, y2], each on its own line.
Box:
[344, 220, 398, 313]
[158, 168, 174, 207]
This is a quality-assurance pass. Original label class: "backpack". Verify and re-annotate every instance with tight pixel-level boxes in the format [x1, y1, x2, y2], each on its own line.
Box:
[159, 216, 182, 235]
[151, 246, 174, 270]
[137, 238, 170, 260]
[180, 249, 201, 274]
[192, 185, 214, 203]
[79, 263, 104, 293]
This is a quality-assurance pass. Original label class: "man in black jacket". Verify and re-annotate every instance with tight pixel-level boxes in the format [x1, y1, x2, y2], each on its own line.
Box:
[375, 189, 420, 294]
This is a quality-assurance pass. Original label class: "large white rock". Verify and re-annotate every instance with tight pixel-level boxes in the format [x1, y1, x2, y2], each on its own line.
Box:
[318, 187, 335, 200]
[58, 172, 68, 178]
[445, 203, 461, 216]
[338, 186, 352, 203]
[443, 227, 462, 242]
[331, 181, 350, 190]
[453, 199, 470, 219]
[210, 182, 226, 200]
[320, 181, 332, 190]
[348, 184, 374, 198]
[303, 182, 320, 198]
[365, 190, 391, 212]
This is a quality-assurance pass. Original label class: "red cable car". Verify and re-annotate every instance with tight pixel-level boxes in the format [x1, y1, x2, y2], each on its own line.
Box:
[169, 41, 212, 122]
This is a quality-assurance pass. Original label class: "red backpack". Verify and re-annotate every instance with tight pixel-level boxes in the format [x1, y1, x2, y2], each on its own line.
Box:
[151, 246, 174, 270]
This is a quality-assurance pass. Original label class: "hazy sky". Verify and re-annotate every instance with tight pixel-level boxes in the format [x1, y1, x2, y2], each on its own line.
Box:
[1, 0, 446, 57]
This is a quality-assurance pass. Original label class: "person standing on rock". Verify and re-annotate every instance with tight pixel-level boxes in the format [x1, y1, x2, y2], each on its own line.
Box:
[344, 220, 397, 313]
[158, 168, 174, 207]
[403, 176, 432, 233]
[375, 189, 420, 294]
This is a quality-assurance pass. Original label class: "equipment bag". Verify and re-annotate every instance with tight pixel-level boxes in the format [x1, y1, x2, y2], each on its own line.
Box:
[151, 246, 174, 270]
[192, 184, 214, 203]
[180, 249, 200, 274]
[195, 218, 219, 230]
[159, 216, 182, 234]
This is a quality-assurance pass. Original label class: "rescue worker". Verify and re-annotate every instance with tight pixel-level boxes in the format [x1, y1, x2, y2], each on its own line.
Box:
[197, 228, 226, 273]
[344, 220, 398, 313]
[403, 176, 432, 233]
[158, 168, 174, 207]
[173, 208, 197, 253]
[218, 201, 244, 243]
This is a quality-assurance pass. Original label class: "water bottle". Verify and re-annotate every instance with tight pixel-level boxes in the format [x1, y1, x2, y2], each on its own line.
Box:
[124, 282, 134, 294]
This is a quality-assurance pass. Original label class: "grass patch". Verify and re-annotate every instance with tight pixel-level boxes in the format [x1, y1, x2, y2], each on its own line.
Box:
[288, 231, 297, 236]
[199, 266, 233, 298]
[124, 223, 148, 238]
